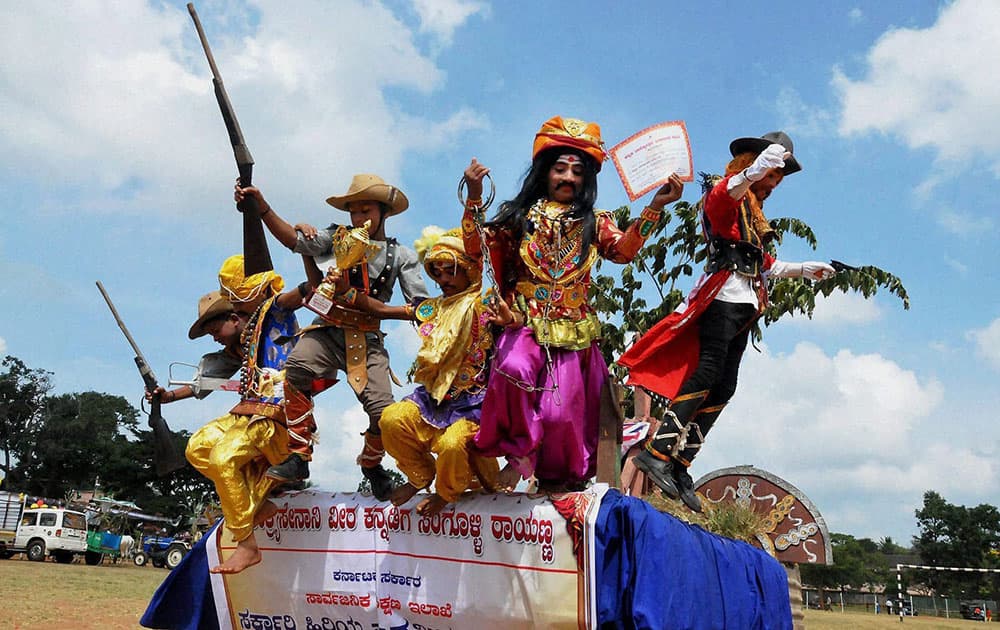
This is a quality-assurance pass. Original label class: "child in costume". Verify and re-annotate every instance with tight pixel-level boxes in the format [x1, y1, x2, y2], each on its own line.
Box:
[183, 254, 311, 573]
[460, 117, 684, 492]
[235, 176, 429, 500]
[327, 227, 504, 515]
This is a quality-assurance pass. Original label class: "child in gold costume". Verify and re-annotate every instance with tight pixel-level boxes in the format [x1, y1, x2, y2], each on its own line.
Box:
[184, 254, 312, 574]
[329, 227, 505, 515]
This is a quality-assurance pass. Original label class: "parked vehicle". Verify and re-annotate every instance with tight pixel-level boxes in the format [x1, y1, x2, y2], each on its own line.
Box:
[85, 530, 123, 565]
[960, 601, 987, 621]
[133, 532, 189, 569]
[0, 491, 88, 562]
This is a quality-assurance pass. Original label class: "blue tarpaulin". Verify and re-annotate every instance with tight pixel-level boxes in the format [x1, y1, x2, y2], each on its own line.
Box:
[595, 490, 792, 629]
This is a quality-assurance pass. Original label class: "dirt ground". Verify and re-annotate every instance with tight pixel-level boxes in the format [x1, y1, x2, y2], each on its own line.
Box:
[0, 554, 988, 629]
[0, 555, 167, 630]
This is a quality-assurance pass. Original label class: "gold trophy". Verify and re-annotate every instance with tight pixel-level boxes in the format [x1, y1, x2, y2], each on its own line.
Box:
[305, 220, 379, 320]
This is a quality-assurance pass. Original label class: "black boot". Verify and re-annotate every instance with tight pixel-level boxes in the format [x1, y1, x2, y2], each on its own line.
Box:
[672, 403, 725, 513]
[632, 449, 681, 499]
[645, 389, 709, 460]
[362, 464, 395, 501]
[676, 403, 725, 466]
[265, 453, 310, 483]
[673, 464, 702, 512]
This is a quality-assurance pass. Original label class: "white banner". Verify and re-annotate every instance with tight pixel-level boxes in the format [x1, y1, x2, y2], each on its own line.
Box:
[206, 487, 607, 630]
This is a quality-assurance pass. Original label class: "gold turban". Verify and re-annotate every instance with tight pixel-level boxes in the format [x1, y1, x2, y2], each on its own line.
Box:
[217, 255, 285, 304]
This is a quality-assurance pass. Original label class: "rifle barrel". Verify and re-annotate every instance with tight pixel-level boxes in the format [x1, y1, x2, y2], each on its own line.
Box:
[95, 281, 157, 384]
[187, 3, 222, 81]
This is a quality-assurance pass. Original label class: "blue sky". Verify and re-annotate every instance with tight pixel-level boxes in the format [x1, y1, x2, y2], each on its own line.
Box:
[2, 0, 997, 545]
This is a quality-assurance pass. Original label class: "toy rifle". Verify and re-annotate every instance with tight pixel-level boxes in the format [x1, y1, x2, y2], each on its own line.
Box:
[830, 260, 859, 273]
[96, 282, 187, 477]
[187, 2, 273, 276]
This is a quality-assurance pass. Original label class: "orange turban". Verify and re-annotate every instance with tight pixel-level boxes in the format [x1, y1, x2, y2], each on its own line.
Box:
[532, 116, 606, 171]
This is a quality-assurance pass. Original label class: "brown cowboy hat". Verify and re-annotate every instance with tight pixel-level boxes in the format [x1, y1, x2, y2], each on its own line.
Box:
[729, 130, 802, 175]
[325, 174, 409, 216]
[188, 291, 234, 339]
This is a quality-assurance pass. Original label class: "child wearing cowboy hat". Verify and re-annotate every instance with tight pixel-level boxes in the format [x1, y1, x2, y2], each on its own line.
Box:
[234, 176, 429, 500]
[180, 254, 315, 574]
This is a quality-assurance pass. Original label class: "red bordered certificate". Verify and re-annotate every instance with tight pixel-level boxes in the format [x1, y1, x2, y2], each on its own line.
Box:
[609, 121, 693, 201]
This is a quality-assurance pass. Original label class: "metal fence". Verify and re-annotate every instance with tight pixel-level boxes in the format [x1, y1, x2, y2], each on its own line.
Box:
[801, 589, 995, 620]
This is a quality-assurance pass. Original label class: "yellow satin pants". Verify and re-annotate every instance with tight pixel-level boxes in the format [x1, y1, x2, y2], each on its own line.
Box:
[185, 413, 289, 541]
[380, 401, 499, 503]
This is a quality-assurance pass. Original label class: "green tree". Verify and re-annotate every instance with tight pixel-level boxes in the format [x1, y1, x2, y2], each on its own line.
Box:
[878, 536, 907, 554]
[800, 533, 891, 595]
[15, 391, 140, 498]
[591, 174, 909, 415]
[0, 356, 53, 485]
[913, 491, 1000, 599]
[11, 389, 212, 522]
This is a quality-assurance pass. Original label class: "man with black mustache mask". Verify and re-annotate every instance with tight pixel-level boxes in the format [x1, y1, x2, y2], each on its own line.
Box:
[460, 116, 684, 493]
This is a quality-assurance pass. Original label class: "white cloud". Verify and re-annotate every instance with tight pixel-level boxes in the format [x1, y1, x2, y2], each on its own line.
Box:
[700, 342, 945, 469]
[774, 86, 835, 137]
[0, 1, 486, 225]
[936, 208, 995, 235]
[687, 342, 997, 539]
[968, 318, 1000, 370]
[308, 399, 381, 492]
[783, 290, 883, 327]
[942, 255, 968, 274]
[411, 0, 488, 46]
[0, 337, 6, 354]
[848, 8, 864, 25]
[833, 0, 1000, 177]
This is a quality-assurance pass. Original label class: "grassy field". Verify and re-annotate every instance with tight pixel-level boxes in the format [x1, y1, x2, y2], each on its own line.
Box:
[0, 555, 990, 629]
[0, 555, 167, 629]
[801, 608, 988, 629]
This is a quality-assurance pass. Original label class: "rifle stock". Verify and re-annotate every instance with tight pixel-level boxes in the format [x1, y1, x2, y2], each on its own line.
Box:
[188, 2, 273, 276]
[96, 281, 187, 477]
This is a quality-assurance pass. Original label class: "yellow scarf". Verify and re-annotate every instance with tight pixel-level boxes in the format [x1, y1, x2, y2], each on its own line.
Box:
[411, 284, 484, 403]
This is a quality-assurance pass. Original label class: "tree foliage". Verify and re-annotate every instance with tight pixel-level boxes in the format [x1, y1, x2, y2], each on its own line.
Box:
[0, 356, 213, 522]
[0, 355, 53, 483]
[590, 174, 910, 415]
[912, 491, 1000, 598]
[800, 533, 891, 593]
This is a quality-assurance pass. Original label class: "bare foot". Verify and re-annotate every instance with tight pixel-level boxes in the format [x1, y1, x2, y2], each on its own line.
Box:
[390, 483, 421, 507]
[416, 494, 449, 516]
[211, 535, 261, 574]
[497, 464, 521, 493]
[254, 500, 279, 526]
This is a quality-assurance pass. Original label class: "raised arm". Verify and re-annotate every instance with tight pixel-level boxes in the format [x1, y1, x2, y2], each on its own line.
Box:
[598, 172, 684, 263]
[234, 184, 300, 250]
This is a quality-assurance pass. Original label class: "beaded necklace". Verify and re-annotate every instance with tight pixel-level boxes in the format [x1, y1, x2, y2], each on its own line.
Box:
[238, 300, 267, 399]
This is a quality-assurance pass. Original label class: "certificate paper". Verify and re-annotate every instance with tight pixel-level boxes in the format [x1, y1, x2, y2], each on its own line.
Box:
[609, 121, 693, 201]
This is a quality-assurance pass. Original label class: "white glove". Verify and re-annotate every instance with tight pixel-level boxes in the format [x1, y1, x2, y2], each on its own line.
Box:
[800, 261, 836, 280]
[745, 143, 787, 181]
[768, 260, 836, 280]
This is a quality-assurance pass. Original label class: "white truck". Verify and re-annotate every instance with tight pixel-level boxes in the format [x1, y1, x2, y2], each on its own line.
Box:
[0, 490, 89, 562]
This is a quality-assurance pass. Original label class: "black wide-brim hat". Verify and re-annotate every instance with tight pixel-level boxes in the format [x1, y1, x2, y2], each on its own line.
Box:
[729, 130, 801, 175]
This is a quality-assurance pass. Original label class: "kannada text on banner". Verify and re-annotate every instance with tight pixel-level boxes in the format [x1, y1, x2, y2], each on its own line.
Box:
[206, 488, 607, 630]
